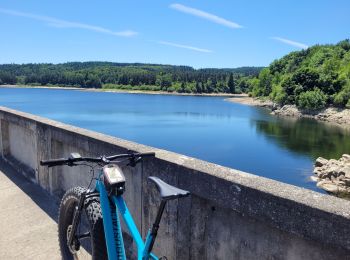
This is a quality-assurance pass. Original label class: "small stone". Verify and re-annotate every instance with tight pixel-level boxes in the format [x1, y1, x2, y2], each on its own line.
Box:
[333, 180, 346, 186]
[328, 166, 341, 176]
[313, 168, 322, 176]
[317, 181, 339, 193]
[319, 171, 332, 179]
[310, 176, 319, 182]
[340, 167, 350, 177]
[342, 177, 350, 186]
[315, 157, 328, 167]
[328, 159, 340, 166]
[338, 175, 345, 180]
[342, 154, 350, 161]
[338, 168, 346, 176]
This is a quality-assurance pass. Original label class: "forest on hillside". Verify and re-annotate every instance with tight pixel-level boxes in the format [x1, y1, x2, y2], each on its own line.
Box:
[251, 39, 350, 109]
[2, 40, 348, 105]
[0, 62, 262, 94]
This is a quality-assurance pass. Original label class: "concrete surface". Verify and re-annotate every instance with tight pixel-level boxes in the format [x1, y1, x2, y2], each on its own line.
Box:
[0, 160, 60, 259]
[1, 106, 350, 259]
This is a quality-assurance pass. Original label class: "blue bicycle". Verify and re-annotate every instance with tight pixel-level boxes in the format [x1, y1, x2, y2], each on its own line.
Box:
[40, 152, 189, 260]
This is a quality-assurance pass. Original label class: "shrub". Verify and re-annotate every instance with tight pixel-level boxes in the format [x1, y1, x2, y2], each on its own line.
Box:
[270, 84, 287, 104]
[346, 99, 350, 109]
[333, 82, 350, 107]
[297, 88, 327, 110]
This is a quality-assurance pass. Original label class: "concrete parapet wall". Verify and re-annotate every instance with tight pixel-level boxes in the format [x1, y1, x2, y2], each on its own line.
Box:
[0, 106, 349, 259]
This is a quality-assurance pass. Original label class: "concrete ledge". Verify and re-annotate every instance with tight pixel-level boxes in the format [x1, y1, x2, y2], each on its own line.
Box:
[0, 106, 349, 259]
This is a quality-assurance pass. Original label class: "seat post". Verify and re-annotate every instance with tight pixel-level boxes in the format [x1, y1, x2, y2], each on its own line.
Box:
[147, 199, 167, 254]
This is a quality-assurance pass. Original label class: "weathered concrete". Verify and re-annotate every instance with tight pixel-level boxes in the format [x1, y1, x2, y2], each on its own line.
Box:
[0, 106, 350, 259]
[0, 160, 60, 259]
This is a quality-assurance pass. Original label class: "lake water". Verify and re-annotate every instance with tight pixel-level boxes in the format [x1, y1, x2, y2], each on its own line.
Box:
[1, 87, 349, 192]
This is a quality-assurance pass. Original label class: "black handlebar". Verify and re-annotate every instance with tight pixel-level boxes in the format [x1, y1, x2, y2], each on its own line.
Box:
[40, 158, 69, 167]
[40, 152, 155, 168]
[106, 152, 155, 161]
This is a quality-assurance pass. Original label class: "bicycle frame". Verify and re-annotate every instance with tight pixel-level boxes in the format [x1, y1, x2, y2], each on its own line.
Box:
[95, 178, 158, 260]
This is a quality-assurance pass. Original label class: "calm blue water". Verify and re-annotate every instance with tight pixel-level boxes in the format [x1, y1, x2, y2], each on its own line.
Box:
[1, 87, 349, 191]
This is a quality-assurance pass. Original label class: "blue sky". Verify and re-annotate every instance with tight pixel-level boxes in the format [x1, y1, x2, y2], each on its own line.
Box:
[0, 1, 349, 68]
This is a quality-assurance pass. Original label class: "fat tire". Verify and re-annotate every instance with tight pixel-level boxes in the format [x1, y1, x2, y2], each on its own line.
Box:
[58, 186, 108, 260]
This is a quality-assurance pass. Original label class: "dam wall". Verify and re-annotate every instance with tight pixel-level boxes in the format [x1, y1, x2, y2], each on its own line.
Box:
[0, 106, 349, 259]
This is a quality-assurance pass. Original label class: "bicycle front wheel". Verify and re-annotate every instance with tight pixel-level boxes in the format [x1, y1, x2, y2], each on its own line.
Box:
[58, 187, 108, 260]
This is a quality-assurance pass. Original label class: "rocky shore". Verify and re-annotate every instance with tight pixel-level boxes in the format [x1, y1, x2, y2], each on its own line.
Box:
[227, 96, 350, 128]
[272, 105, 350, 127]
[313, 154, 350, 198]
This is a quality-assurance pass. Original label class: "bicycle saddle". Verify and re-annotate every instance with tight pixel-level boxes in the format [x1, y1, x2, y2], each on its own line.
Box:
[148, 176, 190, 200]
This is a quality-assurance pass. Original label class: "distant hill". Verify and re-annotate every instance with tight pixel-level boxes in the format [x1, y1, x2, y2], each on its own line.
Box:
[0, 62, 263, 94]
[250, 39, 350, 109]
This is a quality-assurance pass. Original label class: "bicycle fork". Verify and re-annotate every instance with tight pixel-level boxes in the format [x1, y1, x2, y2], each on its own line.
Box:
[67, 191, 86, 252]
[67, 191, 99, 252]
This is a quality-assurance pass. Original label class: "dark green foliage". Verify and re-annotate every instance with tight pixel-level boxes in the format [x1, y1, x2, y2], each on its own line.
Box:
[252, 39, 350, 108]
[297, 88, 327, 110]
[227, 73, 235, 93]
[83, 73, 102, 88]
[334, 82, 350, 107]
[292, 67, 320, 91]
[0, 62, 262, 94]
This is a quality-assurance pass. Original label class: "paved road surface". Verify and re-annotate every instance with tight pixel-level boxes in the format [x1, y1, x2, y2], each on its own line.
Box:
[0, 161, 61, 259]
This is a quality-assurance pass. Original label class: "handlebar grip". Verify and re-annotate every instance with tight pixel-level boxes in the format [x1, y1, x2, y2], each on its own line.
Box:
[40, 158, 68, 167]
[138, 152, 155, 157]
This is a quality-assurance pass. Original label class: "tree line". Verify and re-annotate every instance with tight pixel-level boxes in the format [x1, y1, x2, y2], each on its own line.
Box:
[0, 62, 262, 94]
[250, 39, 350, 109]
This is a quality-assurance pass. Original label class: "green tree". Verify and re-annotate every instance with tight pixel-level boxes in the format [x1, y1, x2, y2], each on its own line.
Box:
[258, 68, 273, 96]
[292, 67, 320, 91]
[227, 73, 235, 93]
[84, 74, 102, 88]
[179, 82, 186, 93]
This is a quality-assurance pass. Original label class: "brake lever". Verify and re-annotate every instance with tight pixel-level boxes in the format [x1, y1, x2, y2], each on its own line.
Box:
[127, 156, 141, 167]
[101, 156, 110, 164]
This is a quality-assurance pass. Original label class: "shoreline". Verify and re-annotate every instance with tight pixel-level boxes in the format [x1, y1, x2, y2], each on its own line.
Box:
[227, 96, 350, 128]
[3, 84, 349, 128]
[0, 84, 245, 98]
[225, 96, 275, 107]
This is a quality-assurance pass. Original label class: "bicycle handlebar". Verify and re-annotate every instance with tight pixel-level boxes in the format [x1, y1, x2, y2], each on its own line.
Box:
[40, 152, 155, 168]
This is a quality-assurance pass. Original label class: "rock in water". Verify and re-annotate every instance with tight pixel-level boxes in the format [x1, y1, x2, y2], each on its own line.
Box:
[342, 154, 350, 163]
[315, 157, 328, 167]
[310, 176, 319, 182]
[316, 180, 339, 193]
[313, 154, 350, 199]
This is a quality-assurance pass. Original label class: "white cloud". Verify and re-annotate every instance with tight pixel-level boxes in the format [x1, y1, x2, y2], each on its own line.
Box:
[271, 37, 308, 49]
[0, 8, 138, 37]
[170, 3, 242, 29]
[158, 41, 212, 53]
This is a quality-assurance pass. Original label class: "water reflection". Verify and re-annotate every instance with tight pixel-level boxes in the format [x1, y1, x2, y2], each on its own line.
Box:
[253, 117, 350, 160]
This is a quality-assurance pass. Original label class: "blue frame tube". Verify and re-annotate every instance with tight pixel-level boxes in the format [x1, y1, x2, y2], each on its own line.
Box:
[113, 196, 158, 260]
[113, 196, 144, 253]
[96, 180, 121, 260]
[96, 179, 158, 260]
